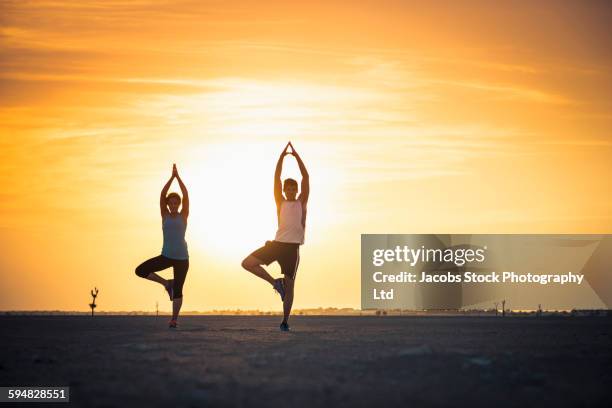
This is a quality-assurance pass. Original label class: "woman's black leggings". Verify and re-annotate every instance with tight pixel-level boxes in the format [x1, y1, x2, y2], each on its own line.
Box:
[135, 255, 189, 298]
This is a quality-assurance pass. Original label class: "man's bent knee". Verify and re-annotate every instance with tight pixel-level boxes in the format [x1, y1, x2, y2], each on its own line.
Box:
[241, 256, 260, 270]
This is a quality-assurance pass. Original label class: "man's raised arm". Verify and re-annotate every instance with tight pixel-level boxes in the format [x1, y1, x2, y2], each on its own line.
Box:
[289, 142, 309, 204]
[274, 142, 290, 206]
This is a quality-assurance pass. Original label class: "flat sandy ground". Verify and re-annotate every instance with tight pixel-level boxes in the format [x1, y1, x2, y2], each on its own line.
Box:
[1, 315, 611, 407]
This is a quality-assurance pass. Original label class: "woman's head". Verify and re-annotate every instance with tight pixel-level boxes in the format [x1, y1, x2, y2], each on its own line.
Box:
[166, 192, 181, 213]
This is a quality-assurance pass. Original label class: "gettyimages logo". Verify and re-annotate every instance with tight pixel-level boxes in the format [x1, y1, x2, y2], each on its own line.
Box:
[372, 245, 487, 267]
[361, 234, 612, 310]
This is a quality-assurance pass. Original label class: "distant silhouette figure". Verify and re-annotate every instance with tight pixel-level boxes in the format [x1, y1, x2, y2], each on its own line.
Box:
[242, 142, 310, 331]
[135, 164, 189, 328]
[89, 287, 98, 317]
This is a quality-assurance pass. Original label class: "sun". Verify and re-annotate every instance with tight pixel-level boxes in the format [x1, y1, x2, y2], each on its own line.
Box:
[151, 81, 345, 260]
[180, 142, 282, 259]
[176, 139, 337, 262]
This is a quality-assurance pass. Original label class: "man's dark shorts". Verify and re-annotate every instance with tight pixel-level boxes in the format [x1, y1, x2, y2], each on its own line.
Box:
[250, 240, 300, 279]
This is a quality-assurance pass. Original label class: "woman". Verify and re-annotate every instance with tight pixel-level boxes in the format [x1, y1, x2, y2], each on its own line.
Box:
[135, 163, 189, 328]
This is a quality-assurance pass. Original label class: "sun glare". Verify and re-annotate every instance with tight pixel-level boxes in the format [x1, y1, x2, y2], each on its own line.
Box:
[148, 82, 344, 260]
[181, 143, 273, 258]
[178, 139, 337, 261]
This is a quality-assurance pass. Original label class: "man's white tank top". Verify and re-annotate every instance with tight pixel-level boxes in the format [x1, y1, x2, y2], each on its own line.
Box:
[275, 199, 305, 244]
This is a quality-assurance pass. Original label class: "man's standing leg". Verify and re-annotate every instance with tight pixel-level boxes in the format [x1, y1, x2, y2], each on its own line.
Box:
[280, 245, 299, 329]
[282, 276, 295, 323]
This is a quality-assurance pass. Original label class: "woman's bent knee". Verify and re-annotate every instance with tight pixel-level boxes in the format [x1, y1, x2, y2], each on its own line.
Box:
[135, 265, 149, 278]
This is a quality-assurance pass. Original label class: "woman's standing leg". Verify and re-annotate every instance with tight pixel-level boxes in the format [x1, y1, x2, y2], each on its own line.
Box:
[171, 259, 189, 321]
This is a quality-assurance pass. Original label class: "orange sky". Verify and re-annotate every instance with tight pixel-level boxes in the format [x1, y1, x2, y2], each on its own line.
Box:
[1, 0, 611, 312]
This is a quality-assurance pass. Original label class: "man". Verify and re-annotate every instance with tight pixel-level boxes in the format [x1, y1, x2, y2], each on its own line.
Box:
[241, 141, 309, 331]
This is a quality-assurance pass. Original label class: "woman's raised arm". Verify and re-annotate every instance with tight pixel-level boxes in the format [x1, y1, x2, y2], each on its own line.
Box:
[160, 166, 175, 217]
[175, 164, 189, 218]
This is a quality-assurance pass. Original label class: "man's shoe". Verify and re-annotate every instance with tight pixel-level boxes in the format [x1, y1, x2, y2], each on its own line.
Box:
[280, 321, 290, 332]
[273, 278, 286, 301]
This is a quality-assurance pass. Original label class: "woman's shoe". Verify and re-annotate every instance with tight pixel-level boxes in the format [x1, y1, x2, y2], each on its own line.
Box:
[165, 279, 174, 301]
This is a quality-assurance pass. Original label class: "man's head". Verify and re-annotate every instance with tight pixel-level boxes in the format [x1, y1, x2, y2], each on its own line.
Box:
[283, 178, 298, 200]
[166, 192, 181, 213]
